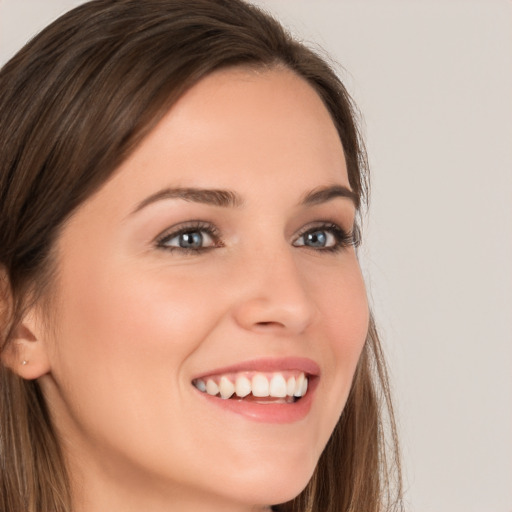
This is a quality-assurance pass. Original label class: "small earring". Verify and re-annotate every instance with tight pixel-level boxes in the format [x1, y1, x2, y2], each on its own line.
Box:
[21, 360, 28, 365]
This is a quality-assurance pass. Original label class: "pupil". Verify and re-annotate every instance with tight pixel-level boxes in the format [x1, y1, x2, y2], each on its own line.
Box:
[306, 231, 326, 247]
[180, 231, 202, 248]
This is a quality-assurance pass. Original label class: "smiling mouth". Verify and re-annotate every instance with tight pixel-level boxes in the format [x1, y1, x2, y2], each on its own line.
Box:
[192, 370, 309, 403]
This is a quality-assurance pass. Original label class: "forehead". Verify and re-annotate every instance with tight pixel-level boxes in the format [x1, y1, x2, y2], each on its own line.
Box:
[78, 67, 350, 219]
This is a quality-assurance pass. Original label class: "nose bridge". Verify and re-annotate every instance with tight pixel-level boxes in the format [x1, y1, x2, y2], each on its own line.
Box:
[231, 241, 316, 334]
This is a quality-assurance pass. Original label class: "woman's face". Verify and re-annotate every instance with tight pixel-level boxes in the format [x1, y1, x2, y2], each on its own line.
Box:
[36, 68, 369, 511]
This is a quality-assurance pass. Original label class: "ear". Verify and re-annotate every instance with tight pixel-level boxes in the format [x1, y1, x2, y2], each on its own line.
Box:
[1, 308, 51, 380]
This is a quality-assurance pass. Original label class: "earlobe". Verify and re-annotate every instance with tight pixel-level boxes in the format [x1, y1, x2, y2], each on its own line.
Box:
[1, 311, 51, 380]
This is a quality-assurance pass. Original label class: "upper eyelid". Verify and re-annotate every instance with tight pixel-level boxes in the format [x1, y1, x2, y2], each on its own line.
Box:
[155, 221, 220, 245]
[156, 220, 218, 236]
[155, 219, 347, 236]
[294, 220, 352, 236]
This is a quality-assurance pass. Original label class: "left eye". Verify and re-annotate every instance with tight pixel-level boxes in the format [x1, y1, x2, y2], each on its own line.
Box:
[294, 228, 337, 249]
[293, 223, 356, 252]
[157, 228, 217, 251]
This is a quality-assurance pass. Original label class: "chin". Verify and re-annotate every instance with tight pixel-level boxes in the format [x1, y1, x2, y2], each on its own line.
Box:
[256, 479, 312, 507]
[213, 452, 317, 508]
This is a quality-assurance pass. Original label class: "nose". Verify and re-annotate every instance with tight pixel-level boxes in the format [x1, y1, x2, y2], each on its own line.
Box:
[230, 246, 317, 335]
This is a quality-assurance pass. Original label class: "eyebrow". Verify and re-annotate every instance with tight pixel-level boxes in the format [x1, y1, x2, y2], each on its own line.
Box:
[131, 187, 243, 214]
[300, 185, 359, 208]
[130, 184, 358, 215]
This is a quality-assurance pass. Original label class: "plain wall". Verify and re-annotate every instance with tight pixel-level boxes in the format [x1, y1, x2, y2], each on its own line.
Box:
[1, 1, 511, 511]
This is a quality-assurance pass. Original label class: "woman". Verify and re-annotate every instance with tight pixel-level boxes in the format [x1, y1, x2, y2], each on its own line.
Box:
[0, 1, 402, 511]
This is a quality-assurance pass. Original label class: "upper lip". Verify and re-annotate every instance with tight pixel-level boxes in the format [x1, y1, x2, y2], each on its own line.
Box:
[192, 357, 320, 381]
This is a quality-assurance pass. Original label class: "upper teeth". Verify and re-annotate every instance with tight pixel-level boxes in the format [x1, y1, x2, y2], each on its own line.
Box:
[193, 372, 309, 400]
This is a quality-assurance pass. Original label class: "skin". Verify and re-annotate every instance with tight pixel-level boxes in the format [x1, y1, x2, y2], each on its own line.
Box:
[12, 67, 369, 512]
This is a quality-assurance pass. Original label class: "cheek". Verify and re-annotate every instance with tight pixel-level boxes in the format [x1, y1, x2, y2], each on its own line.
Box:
[308, 259, 369, 430]
[46, 260, 229, 472]
[47, 257, 238, 467]
[313, 258, 369, 359]
[54, 262, 221, 378]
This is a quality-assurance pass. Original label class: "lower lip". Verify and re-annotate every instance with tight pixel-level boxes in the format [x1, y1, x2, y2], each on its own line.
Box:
[194, 378, 318, 424]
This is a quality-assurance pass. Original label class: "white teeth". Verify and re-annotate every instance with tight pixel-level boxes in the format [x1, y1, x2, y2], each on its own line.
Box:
[252, 374, 270, 397]
[195, 372, 309, 400]
[195, 379, 206, 392]
[269, 374, 287, 398]
[219, 376, 235, 399]
[235, 375, 251, 397]
[294, 373, 305, 397]
[206, 379, 219, 396]
[286, 376, 296, 397]
[300, 376, 308, 396]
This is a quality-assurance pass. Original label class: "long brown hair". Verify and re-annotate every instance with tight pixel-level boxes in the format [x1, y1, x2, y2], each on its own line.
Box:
[0, 1, 402, 510]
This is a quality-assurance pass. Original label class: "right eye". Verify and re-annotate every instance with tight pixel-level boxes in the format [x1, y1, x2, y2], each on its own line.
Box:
[156, 222, 221, 254]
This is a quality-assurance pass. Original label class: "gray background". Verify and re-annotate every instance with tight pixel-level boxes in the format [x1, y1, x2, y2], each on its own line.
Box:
[1, 1, 511, 511]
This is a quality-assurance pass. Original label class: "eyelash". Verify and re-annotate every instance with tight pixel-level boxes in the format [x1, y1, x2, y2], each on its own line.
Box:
[155, 221, 222, 254]
[295, 222, 361, 253]
[155, 220, 360, 254]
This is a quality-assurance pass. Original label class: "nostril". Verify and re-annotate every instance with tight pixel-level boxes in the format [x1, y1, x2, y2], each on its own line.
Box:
[255, 320, 287, 329]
